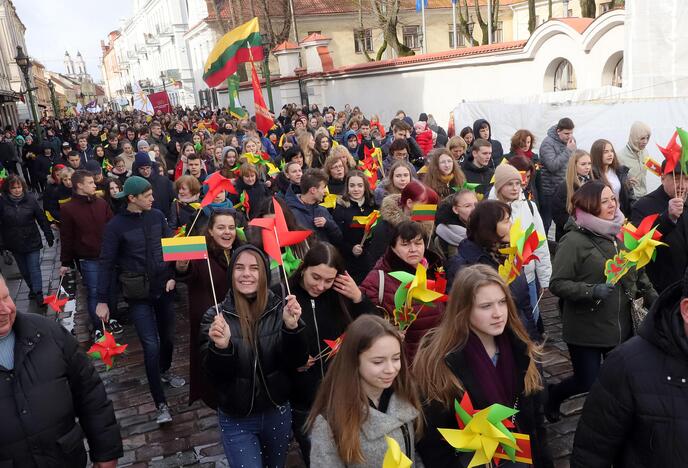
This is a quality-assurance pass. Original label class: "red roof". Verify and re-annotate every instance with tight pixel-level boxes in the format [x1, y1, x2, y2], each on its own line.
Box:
[300, 33, 331, 43]
[553, 17, 595, 34]
[272, 41, 300, 52]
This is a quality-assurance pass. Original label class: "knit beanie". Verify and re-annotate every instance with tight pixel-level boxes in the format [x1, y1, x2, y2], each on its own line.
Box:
[493, 163, 521, 194]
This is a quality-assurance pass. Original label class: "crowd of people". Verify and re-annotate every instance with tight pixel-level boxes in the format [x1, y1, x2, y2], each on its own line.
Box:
[0, 103, 687, 467]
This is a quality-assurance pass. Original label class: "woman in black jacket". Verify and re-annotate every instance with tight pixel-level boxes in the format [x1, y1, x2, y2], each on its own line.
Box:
[200, 245, 308, 468]
[590, 139, 634, 217]
[0, 175, 54, 305]
[332, 170, 377, 282]
[414, 264, 552, 468]
[288, 242, 375, 465]
[230, 163, 270, 220]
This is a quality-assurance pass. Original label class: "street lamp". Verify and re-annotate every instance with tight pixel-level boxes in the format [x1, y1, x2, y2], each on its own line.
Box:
[15, 45, 43, 144]
[160, 71, 167, 92]
[47, 79, 59, 118]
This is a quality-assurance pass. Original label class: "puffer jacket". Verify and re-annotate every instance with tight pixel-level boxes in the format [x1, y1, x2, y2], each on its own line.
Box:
[367, 194, 435, 265]
[0, 193, 53, 253]
[539, 126, 572, 196]
[571, 281, 688, 468]
[0, 313, 123, 467]
[199, 246, 309, 417]
[360, 249, 444, 361]
[549, 218, 657, 347]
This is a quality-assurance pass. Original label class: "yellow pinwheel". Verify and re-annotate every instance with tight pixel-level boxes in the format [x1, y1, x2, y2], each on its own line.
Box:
[438, 406, 518, 468]
[404, 263, 445, 309]
[382, 436, 413, 468]
[622, 232, 667, 269]
[319, 189, 338, 209]
[266, 161, 280, 176]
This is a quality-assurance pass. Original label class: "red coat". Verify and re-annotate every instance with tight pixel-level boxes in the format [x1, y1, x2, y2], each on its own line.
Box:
[415, 129, 434, 156]
[360, 250, 444, 362]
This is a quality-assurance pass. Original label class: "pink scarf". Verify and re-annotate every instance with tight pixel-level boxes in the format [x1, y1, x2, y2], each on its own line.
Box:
[574, 208, 624, 239]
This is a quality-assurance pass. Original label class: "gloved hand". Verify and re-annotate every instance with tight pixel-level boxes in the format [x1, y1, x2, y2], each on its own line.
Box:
[592, 283, 615, 300]
[47, 239, 54, 248]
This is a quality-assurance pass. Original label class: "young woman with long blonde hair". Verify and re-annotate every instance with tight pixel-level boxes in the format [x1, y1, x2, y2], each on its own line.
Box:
[413, 264, 552, 467]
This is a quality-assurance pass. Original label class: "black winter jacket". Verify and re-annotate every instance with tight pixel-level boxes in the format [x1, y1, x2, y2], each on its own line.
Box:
[288, 280, 375, 411]
[132, 159, 175, 219]
[571, 281, 688, 468]
[0, 193, 53, 253]
[96, 208, 173, 302]
[284, 188, 342, 245]
[631, 186, 688, 292]
[199, 285, 309, 417]
[230, 178, 271, 220]
[417, 331, 552, 468]
[0, 313, 122, 467]
[331, 197, 377, 282]
[460, 159, 494, 198]
[472, 119, 504, 167]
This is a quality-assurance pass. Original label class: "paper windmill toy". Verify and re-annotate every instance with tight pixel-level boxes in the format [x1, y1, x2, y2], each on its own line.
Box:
[201, 172, 237, 207]
[605, 214, 667, 284]
[657, 130, 681, 175]
[269, 246, 302, 278]
[43, 293, 68, 313]
[388, 264, 447, 331]
[352, 210, 380, 244]
[361, 145, 383, 174]
[677, 127, 688, 173]
[313, 333, 345, 362]
[438, 394, 532, 468]
[249, 197, 312, 266]
[86, 330, 128, 370]
[382, 435, 413, 468]
[234, 190, 251, 214]
[319, 189, 338, 209]
[497, 219, 544, 285]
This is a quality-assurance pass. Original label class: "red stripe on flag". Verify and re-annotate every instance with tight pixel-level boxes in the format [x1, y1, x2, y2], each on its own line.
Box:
[162, 251, 208, 262]
[411, 214, 436, 222]
[204, 46, 265, 87]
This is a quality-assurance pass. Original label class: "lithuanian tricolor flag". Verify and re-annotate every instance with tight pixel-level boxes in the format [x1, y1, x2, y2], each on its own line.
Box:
[161, 236, 208, 261]
[411, 204, 437, 222]
[203, 17, 264, 88]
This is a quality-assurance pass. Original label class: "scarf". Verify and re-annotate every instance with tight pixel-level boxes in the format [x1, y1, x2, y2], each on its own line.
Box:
[463, 332, 518, 407]
[574, 207, 624, 239]
[577, 174, 591, 185]
[516, 148, 534, 160]
[178, 193, 199, 204]
[440, 173, 455, 184]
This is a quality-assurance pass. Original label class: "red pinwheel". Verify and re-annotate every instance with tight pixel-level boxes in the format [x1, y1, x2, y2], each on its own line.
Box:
[43, 294, 68, 313]
[314, 333, 345, 362]
[619, 213, 662, 243]
[657, 131, 681, 175]
[249, 197, 312, 266]
[86, 330, 128, 370]
[201, 172, 238, 207]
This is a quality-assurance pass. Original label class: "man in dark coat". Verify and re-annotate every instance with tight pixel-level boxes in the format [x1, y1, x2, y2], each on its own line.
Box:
[539, 117, 576, 233]
[285, 169, 342, 245]
[571, 274, 688, 467]
[132, 152, 175, 219]
[460, 139, 495, 199]
[631, 168, 688, 292]
[0, 275, 122, 467]
[472, 118, 504, 167]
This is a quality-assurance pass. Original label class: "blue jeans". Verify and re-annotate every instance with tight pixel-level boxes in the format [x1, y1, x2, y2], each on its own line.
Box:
[13, 250, 42, 294]
[528, 280, 540, 324]
[79, 260, 101, 331]
[218, 403, 292, 468]
[129, 291, 176, 406]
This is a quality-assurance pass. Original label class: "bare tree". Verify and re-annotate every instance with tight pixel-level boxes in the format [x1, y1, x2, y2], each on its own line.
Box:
[528, 0, 536, 34]
[548, 0, 553, 19]
[473, 0, 500, 45]
[356, 0, 375, 61]
[456, 0, 479, 46]
[580, 0, 596, 17]
[371, 0, 414, 59]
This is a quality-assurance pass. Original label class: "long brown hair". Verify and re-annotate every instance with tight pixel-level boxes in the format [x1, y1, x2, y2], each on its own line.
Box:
[423, 148, 466, 197]
[306, 315, 420, 464]
[231, 248, 269, 345]
[413, 264, 542, 407]
[565, 150, 595, 213]
[590, 139, 619, 185]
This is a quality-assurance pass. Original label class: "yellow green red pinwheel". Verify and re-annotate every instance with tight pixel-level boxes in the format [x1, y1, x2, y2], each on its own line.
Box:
[382, 435, 413, 468]
[389, 264, 447, 331]
[605, 214, 667, 284]
[269, 246, 302, 277]
[497, 219, 544, 284]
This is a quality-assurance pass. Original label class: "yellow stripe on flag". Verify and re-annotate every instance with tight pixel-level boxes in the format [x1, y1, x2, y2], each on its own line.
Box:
[162, 236, 207, 248]
[204, 18, 260, 74]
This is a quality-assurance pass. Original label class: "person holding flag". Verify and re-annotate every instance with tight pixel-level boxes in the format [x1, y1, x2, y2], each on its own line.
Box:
[199, 244, 308, 467]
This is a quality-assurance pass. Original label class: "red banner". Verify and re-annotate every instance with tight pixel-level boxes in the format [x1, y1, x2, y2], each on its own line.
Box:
[148, 91, 172, 114]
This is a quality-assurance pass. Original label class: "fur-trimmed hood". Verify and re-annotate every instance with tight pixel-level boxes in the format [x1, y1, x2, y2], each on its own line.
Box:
[379, 193, 434, 239]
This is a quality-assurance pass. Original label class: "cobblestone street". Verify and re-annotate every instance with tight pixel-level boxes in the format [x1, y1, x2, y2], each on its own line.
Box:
[2, 242, 582, 467]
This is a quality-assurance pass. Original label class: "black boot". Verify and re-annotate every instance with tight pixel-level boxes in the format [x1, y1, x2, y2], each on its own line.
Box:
[544, 384, 562, 423]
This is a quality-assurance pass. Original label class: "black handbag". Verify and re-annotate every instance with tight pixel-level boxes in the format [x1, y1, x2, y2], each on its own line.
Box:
[118, 271, 150, 300]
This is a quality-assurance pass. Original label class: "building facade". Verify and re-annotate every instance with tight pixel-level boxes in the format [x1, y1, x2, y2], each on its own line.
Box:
[0, 0, 25, 128]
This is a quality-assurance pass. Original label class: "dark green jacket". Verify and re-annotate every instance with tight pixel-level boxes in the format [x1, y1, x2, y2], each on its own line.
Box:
[550, 220, 657, 347]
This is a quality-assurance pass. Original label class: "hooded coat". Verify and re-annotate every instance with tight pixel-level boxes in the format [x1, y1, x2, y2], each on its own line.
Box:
[332, 197, 377, 282]
[199, 245, 309, 417]
[472, 119, 504, 167]
[571, 281, 688, 468]
[618, 122, 651, 198]
[131, 156, 175, 219]
[0, 192, 54, 253]
[460, 158, 494, 199]
[539, 126, 572, 196]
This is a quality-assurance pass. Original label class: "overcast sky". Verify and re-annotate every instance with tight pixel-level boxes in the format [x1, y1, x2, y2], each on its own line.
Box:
[14, 0, 133, 82]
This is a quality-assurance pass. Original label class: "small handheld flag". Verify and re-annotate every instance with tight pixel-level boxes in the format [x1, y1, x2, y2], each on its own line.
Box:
[410, 204, 437, 222]
[162, 236, 208, 261]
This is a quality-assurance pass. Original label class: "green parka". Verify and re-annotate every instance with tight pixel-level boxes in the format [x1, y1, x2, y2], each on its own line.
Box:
[550, 219, 657, 347]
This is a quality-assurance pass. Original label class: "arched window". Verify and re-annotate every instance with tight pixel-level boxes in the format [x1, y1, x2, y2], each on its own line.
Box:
[554, 60, 577, 91]
[612, 57, 623, 87]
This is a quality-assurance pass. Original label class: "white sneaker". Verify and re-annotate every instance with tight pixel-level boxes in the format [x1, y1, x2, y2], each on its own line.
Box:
[156, 403, 172, 424]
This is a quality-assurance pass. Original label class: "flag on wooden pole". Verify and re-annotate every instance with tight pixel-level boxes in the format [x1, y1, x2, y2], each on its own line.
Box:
[203, 17, 264, 88]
